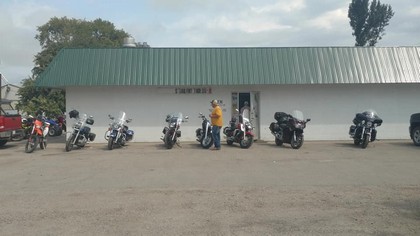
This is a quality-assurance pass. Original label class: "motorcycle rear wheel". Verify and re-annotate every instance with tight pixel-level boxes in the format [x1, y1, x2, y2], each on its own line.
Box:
[291, 134, 304, 149]
[275, 138, 283, 146]
[108, 136, 114, 150]
[48, 128, 56, 136]
[240, 135, 253, 149]
[201, 135, 213, 149]
[25, 135, 38, 153]
[65, 135, 75, 152]
[40, 137, 47, 149]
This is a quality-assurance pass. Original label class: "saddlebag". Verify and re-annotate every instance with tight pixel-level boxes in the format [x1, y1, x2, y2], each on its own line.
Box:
[89, 133, 96, 141]
[274, 112, 289, 123]
[269, 122, 281, 132]
[126, 130, 134, 141]
[349, 125, 356, 136]
[176, 130, 181, 138]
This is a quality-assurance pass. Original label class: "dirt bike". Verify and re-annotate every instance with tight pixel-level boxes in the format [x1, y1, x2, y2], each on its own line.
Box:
[25, 117, 50, 153]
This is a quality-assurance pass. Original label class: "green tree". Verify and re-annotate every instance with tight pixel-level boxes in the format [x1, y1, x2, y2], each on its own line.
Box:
[18, 17, 130, 116]
[348, 0, 394, 46]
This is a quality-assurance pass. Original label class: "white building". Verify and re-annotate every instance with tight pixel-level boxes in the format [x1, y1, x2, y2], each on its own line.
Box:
[37, 47, 420, 143]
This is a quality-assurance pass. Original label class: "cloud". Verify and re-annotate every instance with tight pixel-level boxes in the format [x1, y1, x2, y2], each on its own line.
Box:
[251, 0, 306, 13]
[307, 8, 348, 30]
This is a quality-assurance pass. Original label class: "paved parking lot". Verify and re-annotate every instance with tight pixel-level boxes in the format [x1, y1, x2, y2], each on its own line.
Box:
[1, 138, 419, 235]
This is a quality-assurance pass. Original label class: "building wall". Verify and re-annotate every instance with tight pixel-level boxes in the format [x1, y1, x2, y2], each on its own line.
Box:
[66, 83, 419, 143]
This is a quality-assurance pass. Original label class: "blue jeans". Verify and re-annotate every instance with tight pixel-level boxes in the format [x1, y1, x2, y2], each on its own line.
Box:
[212, 126, 221, 148]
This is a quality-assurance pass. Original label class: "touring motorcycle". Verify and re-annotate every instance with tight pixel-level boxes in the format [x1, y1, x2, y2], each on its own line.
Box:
[65, 110, 96, 152]
[223, 112, 254, 148]
[104, 111, 134, 150]
[25, 116, 50, 153]
[162, 112, 188, 149]
[269, 110, 311, 149]
[349, 109, 382, 148]
[195, 112, 213, 149]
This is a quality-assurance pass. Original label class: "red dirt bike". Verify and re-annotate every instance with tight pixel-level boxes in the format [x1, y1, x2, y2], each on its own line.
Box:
[25, 118, 50, 153]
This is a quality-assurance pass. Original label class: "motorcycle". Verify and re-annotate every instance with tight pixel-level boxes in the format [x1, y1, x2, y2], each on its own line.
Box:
[161, 112, 188, 149]
[349, 109, 382, 148]
[195, 112, 213, 149]
[45, 117, 63, 136]
[269, 110, 311, 149]
[104, 111, 134, 150]
[25, 116, 50, 153]
[223, 111, 254, 148]
[65, 110, 96, 152]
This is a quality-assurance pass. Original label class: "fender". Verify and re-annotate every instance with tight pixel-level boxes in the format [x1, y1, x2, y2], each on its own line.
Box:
[245, 131, 254, 137]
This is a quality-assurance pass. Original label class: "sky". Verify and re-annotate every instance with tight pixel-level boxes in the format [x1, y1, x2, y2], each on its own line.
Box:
[1, 0, 420, 85]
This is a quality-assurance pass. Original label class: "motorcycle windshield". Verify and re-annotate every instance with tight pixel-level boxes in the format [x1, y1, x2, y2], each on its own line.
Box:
[118, 111, 126, 124]
[292, 110, 304, 121]
[167, 112, 183, 123]
[362, 109, 378, 119]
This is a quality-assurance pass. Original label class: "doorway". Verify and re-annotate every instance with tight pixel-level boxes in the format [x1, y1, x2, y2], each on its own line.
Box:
[231, 92, 260, 140]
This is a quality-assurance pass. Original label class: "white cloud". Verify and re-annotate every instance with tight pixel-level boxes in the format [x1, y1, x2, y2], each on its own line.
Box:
[308, 8, 348, 30]
[408, 6, 420, 16]
[251, 0, 306, 14]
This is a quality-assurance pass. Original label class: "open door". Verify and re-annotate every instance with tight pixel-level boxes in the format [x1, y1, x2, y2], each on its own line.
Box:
[232, 92, 260, 140]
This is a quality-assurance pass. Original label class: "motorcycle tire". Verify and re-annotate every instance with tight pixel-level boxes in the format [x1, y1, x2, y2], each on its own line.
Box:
[412, 126, 420, 146]
[48, 128, 56, 136]
[0, 140, 7, 147]
[25, 135, 38, 153]
[40, 137, 47, 149]
[354, 139, 360, 145]
[361, 134, 370, 149]
[291, 134, 304, 149]
[164, 132, 174, 149]
[65, 135, 75, 152]
[239, 134, 253, 149]
[275, 138, 283, 146]
[200, 135, 214, 149]
[226, 138, 234, 145]
[108, 136, 114, 150]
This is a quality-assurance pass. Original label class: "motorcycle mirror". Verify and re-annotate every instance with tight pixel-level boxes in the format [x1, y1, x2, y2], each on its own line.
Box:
[185, 116, 189, 120]
[307, 118, 311, 122]
[126, 119, 132, 123]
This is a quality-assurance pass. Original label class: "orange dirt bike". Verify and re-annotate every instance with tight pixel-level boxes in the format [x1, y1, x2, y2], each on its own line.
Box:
[25, 117, 50, 153]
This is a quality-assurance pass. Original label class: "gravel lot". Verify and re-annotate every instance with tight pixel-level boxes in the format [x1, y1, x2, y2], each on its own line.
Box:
[1, 138, 419, 235]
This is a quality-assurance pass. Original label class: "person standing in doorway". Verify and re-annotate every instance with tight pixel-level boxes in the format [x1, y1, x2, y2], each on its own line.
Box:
[240, 101, 250, 120]
[209, 99, 223, 150]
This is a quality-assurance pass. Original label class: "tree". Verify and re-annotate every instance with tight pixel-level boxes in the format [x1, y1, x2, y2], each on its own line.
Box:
[18, 17, 130, 116]
[348, 0, 394, 46]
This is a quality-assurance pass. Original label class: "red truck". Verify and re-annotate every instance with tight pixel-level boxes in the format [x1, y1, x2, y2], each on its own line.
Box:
[0, 99, 23, 147]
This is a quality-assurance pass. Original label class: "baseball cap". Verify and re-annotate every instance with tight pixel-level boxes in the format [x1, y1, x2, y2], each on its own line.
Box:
[210, 99, 218, 105]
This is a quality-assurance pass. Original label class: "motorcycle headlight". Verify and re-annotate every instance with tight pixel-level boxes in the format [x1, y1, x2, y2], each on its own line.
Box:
[169, 123, 176, 128]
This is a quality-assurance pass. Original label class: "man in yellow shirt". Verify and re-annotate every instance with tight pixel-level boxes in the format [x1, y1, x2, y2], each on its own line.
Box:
[209, 99, 223, 150]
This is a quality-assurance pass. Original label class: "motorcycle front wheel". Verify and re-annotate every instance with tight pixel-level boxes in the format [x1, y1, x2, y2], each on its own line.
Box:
[291, 134, 304, 149]
[201, 135, 214, 149]
[240, 134, 253, 149]
[25, 135, 38, 153]
[48, 128, 56, 136]
[65, 134, 75, 152]
[108, 136, 114, 150]
[361, 134, 370, 149]
[164, 132, 174, 149]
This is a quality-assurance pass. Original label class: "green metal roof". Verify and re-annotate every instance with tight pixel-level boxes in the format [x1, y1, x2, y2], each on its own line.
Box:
[36, 47, 420, 88]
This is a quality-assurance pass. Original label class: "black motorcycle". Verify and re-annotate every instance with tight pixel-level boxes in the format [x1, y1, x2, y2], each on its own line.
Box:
[65, 110, 96, 152]
[269, 110, 311, 149]
[162, 112, 188, 149]
[105, 111, 134, 150]
[195, 112, 213, 149]
[223, 112, 254, 149]
[349, 110, 382, 148]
